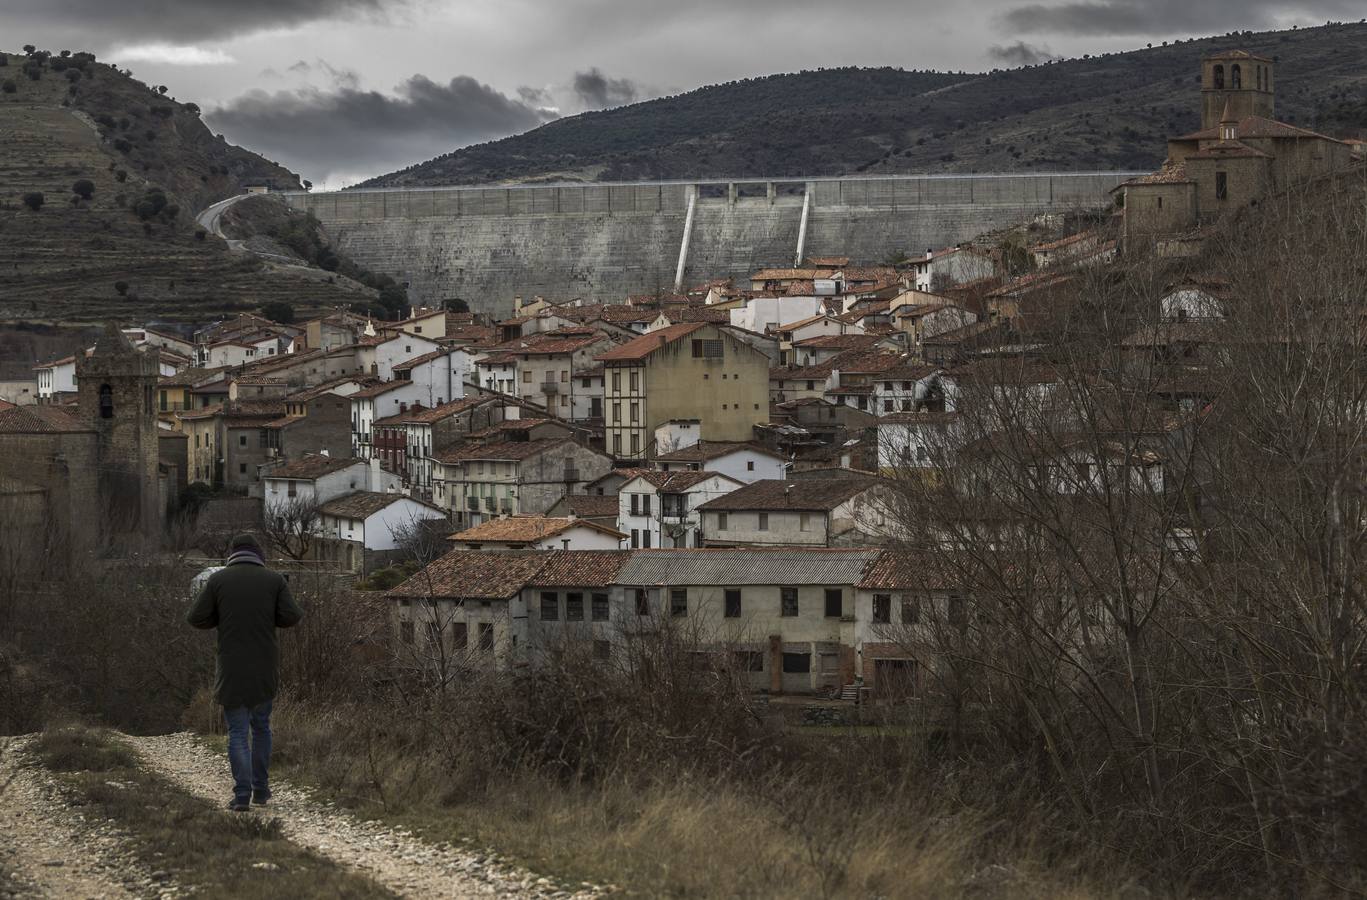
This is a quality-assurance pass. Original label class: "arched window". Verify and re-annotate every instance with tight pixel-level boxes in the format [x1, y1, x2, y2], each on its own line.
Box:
[1231, 64, 1241, 89]
[99, 384, 114, 419]
[1213, 65, 1225, 89]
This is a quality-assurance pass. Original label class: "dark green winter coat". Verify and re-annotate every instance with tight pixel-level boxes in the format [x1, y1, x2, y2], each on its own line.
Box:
[186, 559, 303, 709]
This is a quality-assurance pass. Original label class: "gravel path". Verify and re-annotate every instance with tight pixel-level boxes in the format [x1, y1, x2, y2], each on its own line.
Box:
[121, 733, 599, 900]
[0, 737, 147, 900]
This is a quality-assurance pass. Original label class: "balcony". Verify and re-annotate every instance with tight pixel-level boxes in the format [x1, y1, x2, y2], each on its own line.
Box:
[540, 379, 559, 395]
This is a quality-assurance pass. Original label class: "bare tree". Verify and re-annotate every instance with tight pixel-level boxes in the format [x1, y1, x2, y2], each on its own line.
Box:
[262, 497, 322, 561]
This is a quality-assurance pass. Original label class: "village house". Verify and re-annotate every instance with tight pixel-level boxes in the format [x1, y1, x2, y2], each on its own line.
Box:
[543, 493, 621, 529]
[618, 470, 743, 549]
[349, 381, 430, 459]
[356, 332, 441, 380]
[876, 410, 965, 474]
[905, 246, 996, 292]
[653, 441, 787, 484]
[697, 473, 890, 548]
[370, 396, 503, 498]
[448, 515, 626, 551]
[431, 436, 614, 527]
[598, 323, 770, 462]
[315, 490, 449, 573]
[262, 455, 401, 515]
[391, 348, 474, 408]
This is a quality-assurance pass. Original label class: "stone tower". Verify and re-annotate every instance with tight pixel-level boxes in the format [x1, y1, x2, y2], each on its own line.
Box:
[1201, 50, 1274, 130]
[76, 323, 162, 546]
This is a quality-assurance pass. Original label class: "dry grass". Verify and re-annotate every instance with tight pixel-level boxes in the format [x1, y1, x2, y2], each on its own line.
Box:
[267, 700, 1117, 899]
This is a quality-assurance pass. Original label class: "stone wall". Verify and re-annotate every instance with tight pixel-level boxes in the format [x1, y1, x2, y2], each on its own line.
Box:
[285, 173, 1140, 319]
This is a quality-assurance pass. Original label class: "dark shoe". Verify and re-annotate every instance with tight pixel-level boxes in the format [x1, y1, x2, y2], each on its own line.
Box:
[252, 790, 271, 807]
[228, 798, 250, 812]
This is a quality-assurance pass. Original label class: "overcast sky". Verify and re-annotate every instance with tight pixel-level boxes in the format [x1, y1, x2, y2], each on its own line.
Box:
[5, 0, 1357, 185]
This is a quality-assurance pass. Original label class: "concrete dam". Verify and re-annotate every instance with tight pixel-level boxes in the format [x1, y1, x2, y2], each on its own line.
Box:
[282, 172, 1140, 318]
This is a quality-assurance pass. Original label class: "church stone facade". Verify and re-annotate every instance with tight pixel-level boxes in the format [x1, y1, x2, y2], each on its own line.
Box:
[1121, 50, 1355, 250]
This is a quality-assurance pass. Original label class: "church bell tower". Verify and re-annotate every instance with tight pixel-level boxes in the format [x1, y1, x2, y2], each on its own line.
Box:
[1201, 50, 1275, 130]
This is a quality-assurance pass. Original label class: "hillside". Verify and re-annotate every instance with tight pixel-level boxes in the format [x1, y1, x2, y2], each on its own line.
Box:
[0, 49, 380, 326]
[362, 22, 1367, 187]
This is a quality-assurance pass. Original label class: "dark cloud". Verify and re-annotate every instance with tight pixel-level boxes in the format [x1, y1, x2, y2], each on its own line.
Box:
[517, 85, 555, 107]
[998, 0, 1359, 36]
[987, 41, 1058, 65]
[573, 68, 639, 110]
[8, 0, 407, 43]
[206, 74, 558, 183]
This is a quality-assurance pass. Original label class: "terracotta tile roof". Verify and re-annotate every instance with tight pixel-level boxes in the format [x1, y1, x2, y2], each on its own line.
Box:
[1187, 139, 1272, 160]
[1176, 115, 1341, 144]
[387, 549, 549, 600]
[450, 515, 624, 544]
[1029, 231, 1095, 253]
[1122, 160, 1193, 187]
[0, 405, 93, 434]
[556, 494, 621, 518]
[374, 396, 492, 427]
[805, 256, 850, 267]
[531, 550, 632, 586]
[597, 322, 710, 362]
[794, 334, 883, 350]
[622, 470, 739, 492]
[620, 548, 880, 587]
[986, 272, 1074, 298]
[857, 549, 968, 591]
[264, 454, 363, 480]
[696, 474, 878, 512]
[350, 381, 412, 399]
[432, 437, 571, 464]
[654, 440, 782, 463]
[444, 324, 498, 345]
[392, 348, 456, 372]
[750, 267, 838, 281]
[320, 491, 412, 519]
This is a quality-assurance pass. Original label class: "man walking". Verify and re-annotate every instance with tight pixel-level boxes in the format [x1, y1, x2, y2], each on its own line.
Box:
[187, 534, 303, 812]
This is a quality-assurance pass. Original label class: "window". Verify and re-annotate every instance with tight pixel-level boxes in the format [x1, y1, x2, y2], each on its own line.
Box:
[98, 384, 114, 419]
[635, 588, 649, 616]
[883, 400, 893, 413]
[746, 460, 755, 471]
[1231, 63, 1241, 89]
[630, 493, 640, 516]
[592, 592, 610, 621]
[806, 380, 815, 390]
[561, 370, 569, 382]
[691, 339, 723, 358]
[799, 513, 811, 532]
[287, 481, 297, 498]
[1215, 171, 1228, 200]
[629, 370, 639, 392]
[630, 433, 640, 457]
[566, 592, 584, 621]
[735, 650, 764, 672]
[540, 591, 559, 621]
[451, 622, 468, 650]
[824, 589, 843, 618]
[581, 377, 591, 388]
[717, 512, 728, 530]
[640, 494, 651, 516]
[522, 370, 532, 383]
[758, 512, 769, 531]
[901, 595, 921, 625]
[724, 588, 742, 618]
[399, 621, 414, 644]
[612, 370, 621, 392]
[239, 463, 247, 475]
[642, 530, 651, 548]
[631, 529, 639, 548]
[781, 587, 798, 617]
[873, 594, 891, 624]
[612, 433, 622, 456]
[782, 652, 811, 674]
[239, 434, 247, 447]
[670, 588, 687, 617]
[612, 402, 622, 424]
[1213, 63, 1224, 89]
[479, 623, 494, 651]
[630, 402, 639, 423]
[194, 433, 200, 448]
[593, 639, 611, 660]
[948, 594, 968, 629]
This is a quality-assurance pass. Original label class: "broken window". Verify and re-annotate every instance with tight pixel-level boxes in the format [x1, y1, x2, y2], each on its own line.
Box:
[591, 592, 610, 621]
[478, 623, 494, 652]
[872, 593, 891, 624]
[901, 594, 921, 625]
[724, 588, 742, 618]
[451, 622, 468, 651]
[566, 592, 584, 621]
[781, 587, 799, 617]
[634, 588, 650, 616]
[782, 652, 811, 674]
[670, 588, 688, 617]
[735, 650, 764, 672]
[824, 588, 843, 618]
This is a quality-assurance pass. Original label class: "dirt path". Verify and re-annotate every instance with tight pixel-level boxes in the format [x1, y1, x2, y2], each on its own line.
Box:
[120, 733, 597, 900]
[0, 737, 145, 900]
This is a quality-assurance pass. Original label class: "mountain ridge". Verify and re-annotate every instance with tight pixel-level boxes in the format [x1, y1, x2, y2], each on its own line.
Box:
[359, 22, 1367, 189]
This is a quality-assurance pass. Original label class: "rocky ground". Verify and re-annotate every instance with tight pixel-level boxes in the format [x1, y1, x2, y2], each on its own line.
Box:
[0, 733, 601, 899]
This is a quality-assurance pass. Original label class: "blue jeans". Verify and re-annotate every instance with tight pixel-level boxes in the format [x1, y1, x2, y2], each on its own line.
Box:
[223, 700, 272, 803]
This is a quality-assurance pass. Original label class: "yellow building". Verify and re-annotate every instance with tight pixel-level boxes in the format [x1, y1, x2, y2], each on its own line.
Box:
[597, 323, 770, 462]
